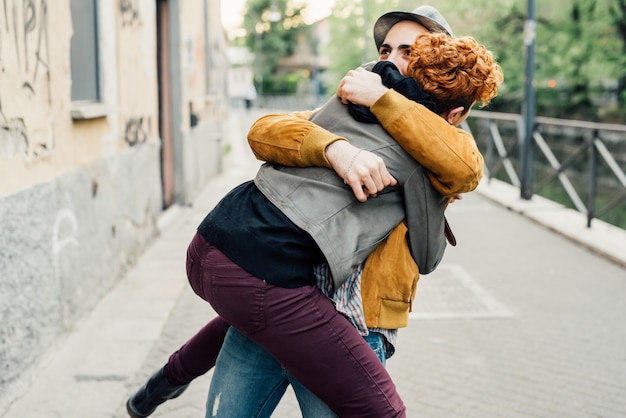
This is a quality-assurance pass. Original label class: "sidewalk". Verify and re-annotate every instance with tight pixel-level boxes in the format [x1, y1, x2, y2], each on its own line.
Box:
[3, 107, 626, 418]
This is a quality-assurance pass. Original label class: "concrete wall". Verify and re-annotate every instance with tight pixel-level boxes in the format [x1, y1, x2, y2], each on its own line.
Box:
[0, 0, 228, 410]
[172, 0, 229, 203]
[0, 143, 162, 394]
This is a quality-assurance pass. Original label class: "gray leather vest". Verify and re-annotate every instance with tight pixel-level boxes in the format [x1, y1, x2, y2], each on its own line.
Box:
[255, 96, 447, 287]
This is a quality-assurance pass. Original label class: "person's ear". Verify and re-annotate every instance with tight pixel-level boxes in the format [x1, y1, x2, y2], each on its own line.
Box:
[446, 106, 465, 125]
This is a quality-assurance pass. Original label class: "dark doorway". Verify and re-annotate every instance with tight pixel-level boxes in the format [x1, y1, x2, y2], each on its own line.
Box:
[157, 0, 175, 208]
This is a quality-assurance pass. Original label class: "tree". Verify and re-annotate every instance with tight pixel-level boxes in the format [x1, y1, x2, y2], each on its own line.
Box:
[609, 0, 626, 109]
[455, 0, 626, 121]
[323, 0, 418, 93]
[530, 0, 625, 120]
[322, 0, 626, 121]
[241, 0, 310, 95]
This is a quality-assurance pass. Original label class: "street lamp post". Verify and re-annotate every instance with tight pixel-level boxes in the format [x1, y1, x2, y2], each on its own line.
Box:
[521, 0, 536, 200]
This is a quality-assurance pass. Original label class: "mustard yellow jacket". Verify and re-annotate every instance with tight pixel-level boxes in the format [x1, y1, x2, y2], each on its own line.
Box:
[248, 89, 483, 329]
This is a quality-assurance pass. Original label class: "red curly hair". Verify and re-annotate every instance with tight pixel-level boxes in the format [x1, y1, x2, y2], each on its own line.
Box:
[407, 33, 504, 116]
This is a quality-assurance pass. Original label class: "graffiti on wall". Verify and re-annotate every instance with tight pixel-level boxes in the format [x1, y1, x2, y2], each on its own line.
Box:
[0, 0, 51, 160]
[119, 0, 142, 28]
[52, 207, 79, 260]
[17, 0, 49, 94]
[124, 116, 151, 147]
[118, 1, 153, 147]
[0, 98, 28, 157]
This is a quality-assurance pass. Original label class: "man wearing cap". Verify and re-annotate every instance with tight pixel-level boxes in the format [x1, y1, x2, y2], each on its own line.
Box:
[126, 6, 491, 418]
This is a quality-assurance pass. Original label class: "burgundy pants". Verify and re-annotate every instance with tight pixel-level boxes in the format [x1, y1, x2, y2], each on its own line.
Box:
[169, 232, 405, 418]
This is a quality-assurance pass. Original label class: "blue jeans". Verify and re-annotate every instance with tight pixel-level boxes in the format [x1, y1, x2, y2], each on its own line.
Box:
[363, 331, 387, 367]
[205, 327, 389, 418]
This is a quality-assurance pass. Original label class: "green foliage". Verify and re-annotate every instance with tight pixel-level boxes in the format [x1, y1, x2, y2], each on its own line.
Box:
[322, 0, 420, 92]
[242, 0, 310, 94]
[476, 0, 626, 121]
[323, 0, 626, 122]
[323, 0, 364, 92]
[234, 0, 626, 121]
[262, 73, 302, 94]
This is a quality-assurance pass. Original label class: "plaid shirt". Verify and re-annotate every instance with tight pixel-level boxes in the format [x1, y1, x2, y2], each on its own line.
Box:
[314, 263, 397, 359]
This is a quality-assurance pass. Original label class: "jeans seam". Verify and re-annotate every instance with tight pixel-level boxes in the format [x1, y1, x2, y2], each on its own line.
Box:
[256, 376, 289, 417]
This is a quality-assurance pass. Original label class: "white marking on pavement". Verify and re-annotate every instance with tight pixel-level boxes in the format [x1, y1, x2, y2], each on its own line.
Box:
[409, 264, 513, 319]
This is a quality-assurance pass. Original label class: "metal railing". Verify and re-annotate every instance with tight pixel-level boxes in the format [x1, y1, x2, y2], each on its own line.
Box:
[464, 110, 626, 228]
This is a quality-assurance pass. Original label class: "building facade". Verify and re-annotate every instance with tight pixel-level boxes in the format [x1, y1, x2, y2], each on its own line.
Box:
[0, 0, 228, 409]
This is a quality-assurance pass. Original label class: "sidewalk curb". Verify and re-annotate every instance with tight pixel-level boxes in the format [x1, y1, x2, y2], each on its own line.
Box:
[476, 177, 626, 269]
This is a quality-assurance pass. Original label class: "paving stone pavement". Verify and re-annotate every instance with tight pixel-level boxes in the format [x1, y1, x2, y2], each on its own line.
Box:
[3, 107, 626, 418]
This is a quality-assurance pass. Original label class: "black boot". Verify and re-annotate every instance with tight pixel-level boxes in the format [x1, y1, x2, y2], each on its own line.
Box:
[126, 365, 189, 418]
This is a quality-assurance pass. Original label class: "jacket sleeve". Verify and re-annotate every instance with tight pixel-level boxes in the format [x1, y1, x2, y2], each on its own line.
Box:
[370, 89, 484, 196]
[247, 110, 348, 168]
